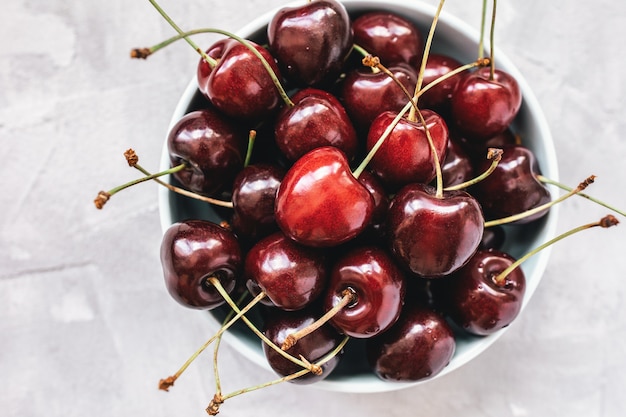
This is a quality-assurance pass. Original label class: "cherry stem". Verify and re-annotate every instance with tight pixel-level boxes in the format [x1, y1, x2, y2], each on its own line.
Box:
[353, 44, 380, 73]
[478, 0, 488, 59]
[484, 175, 596, 227]
[489, 0, 497, 79]
[415, 108, 444, 198]
[536, 174, 626, 218]
[146, 1, 293, 107]
[244, 130, 256, 168]
[206, 336, 350, 416]
[281, 289, 356, 351]
[157, 291, 260, 392]
[205, 277, 320, 374]
[409, 0, 446, 121]
[123, 149, 234, 208]
[147, 0, 215, 66]
[94, 162, 186, 209]
[351, 59, 489, 180]
[493, 214, 619, 286]
[444, 148, 504, 191]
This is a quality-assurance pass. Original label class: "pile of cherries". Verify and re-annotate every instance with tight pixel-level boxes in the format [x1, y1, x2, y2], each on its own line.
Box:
[95, 0, 622, 413]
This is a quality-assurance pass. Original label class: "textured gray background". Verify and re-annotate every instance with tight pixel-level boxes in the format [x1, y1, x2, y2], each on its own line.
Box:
[2, 0, 625, 416]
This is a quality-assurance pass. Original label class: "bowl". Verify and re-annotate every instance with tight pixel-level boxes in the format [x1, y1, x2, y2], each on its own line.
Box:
[158, 0, 559, 393]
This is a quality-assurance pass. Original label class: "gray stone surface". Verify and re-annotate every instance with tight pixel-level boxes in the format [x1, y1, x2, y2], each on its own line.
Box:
[2, 0, 625, 416]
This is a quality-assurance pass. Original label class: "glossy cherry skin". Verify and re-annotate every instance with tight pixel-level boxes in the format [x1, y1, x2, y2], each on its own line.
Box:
[441, 136, 474, 188]
[160, 220, 242, 310]
[420, 53, 463, 114]
[262, 306, 344, 384]
[366, 304, 455, 381]
[470, 145, 551, 223]
[275, 146, 375, 247]
[274, 88, 358, 162]
[366, 109, 449, 189]
[434, 248, 526, 335]
[244, 232, 328, 311]
[167, 109, 247, 196]
[340, 63, 417, 131]
[231, 163, 285, 241]
[387, 182, 484, 278]
[268, 0, 352, 86]
[352, 11, 423, 67]
[324, 246, 406, 338]
[450, 67, 522, 141]
[357, 170, 390, 239]
[197, 38, 283, 122]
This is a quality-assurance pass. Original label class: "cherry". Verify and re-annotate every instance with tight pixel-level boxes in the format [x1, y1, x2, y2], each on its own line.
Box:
[450, 66, 522, 141]
[433, 248, 525, 336]
[365, 304, 455, 381]
[386, 182, 484, 278]
[478, 225, 506, 250]
[322, 246, 406, 338]
[244, 231, 328, 311]
[420, 53, 463, 114]
[267, 0, 353, 86]
[274, 146, 375, 247]
[366, 109, 449, 189]
[340, 62, 418, 132]
[160, 220, 242, 309]
[352, 11, 424, 67]
[274, 88, 358, 162]
[470, 144, 551, 224]
[230, 163, 285, 241]
[262, 306, 345, 384]
[197, 38, 283, 122]
[357, 170, 390, 240]
[440, 135, 474, 188]
[167, 109, 247, 196]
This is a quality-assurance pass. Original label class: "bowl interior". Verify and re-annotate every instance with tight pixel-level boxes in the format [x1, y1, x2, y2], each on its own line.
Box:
[158, 0, 559, 393]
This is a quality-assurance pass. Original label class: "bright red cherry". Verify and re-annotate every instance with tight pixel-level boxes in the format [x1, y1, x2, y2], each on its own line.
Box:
[450, 67, 522, 141]
[275, 146, 375, 247]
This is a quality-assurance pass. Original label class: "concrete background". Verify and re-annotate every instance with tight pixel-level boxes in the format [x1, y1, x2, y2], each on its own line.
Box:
[2, 0, 625, 416]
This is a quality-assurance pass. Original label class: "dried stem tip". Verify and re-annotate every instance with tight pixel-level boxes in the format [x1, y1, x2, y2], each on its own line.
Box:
[158, 376, 175, 391]
[130, 48, 151, 59]
[94, 191, 110, 209]
[206, 393, 224, 416]
[124, 148, 139, 167]
[361, 54, 381, 68]
[600, 214, 619, 228]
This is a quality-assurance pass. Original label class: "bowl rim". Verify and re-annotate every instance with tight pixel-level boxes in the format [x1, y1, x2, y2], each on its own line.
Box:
[158, 0, 560, 393]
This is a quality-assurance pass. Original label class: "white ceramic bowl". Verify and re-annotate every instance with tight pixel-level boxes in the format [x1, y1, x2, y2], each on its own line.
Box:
[159, 0, 559, 393]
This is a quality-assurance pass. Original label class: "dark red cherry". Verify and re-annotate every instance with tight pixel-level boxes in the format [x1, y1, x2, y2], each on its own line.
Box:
[387, 182, 484, 277]
[167, 109, 247, 196]
[160, 220, 242, 310]
[352, 11, 424, 67]
[274, 88, 358, 162]
[366, 304, 455, 381]
[244, 231, 328, 311]
[197, 38, 283, 122]
[262, 306, 344, 384]
[470, 145, 551, 223]
[267, 0, 352, 86]
[420, 53, 463, 114]
[450, 67, 522, 141]
[231, 163, 285, 241]
[323, 246, 406, 338]
[441, 135, 474, 188]
[275, 146, 374, 247]
[366, 109, 449, 189]
[479, 225, 506, 250]
[357, 170, 390, 239]
[340, 63, 417, 131]
[453, 126, 518, 162]
[434, 248, 526, 335]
